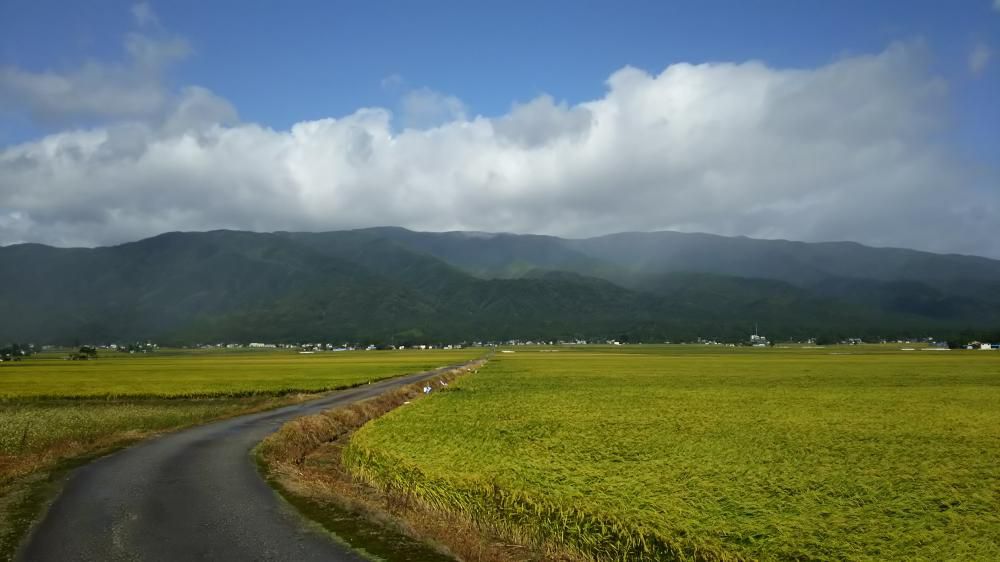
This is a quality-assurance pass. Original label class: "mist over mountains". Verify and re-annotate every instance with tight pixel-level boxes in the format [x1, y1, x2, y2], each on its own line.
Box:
[2, 228, 999, 345]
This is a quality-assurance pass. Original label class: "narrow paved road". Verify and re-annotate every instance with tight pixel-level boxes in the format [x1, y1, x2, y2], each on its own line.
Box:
[17, 364, 468, 562]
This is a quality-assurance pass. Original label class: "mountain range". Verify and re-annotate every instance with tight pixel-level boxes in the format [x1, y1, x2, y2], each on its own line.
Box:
[2, 228, 998, 345]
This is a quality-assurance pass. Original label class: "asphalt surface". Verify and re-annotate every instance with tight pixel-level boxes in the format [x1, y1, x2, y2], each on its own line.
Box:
[17, 364, 469, 562]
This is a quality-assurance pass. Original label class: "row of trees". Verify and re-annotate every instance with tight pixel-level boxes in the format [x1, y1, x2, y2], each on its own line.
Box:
[0, 343, 97, 362]
[0, 343, 34, 362]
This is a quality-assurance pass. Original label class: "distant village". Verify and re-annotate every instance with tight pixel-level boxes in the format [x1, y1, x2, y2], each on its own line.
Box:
[2, 331, 998, 364]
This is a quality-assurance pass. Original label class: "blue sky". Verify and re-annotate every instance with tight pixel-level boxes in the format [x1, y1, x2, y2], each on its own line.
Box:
[2, 0, 997, 153]
[0, 1, 997, 254]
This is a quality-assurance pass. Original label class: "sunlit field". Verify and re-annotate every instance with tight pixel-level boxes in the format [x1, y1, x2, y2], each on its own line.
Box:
[0, 347, 479, 469]
[0, 347, 481, 558]
[0, 347, 480, 470]
[346, 345, 1000, 560]
[0, 348, 480, 398]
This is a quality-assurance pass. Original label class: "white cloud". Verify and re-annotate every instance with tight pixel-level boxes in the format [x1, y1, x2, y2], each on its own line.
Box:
[131, 2, 159, 27]
[162, 86, 239, 135]
[969, 43, 992, 75]
[994, 0, 1000, 12]
[400, 88, 467, 129]
[493, 95, 592, 148]
[0, 42, 997, 258]
[123, 33, 189, 69]
[0, 27, 189, 124]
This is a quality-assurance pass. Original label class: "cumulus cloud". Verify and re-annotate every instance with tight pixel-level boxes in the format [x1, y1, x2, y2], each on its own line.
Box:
[493, 95, 592, 148]
[162, 86, 239, 135]
[0, 10, 189, 125]
[0, 42, 997, 258]
[400, 88, 467, 129]
[969, 43, 992, 75]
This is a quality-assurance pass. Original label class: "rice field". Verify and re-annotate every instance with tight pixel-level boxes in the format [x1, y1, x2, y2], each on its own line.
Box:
[0, 347, 481, 559]
[345, 346, 1000, 561]
[0, 348, 480, 398]
[0, 347, 480, 471]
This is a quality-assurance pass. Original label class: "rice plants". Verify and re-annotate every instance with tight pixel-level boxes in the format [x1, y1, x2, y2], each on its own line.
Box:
[345, 346, 1000, 560]
[0, 348, 480, 399]
[0, 347, 481, 560]
[0, 348, 481, 480]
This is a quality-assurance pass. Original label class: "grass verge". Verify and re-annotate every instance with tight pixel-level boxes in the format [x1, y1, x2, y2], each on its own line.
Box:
[0, 348, 483, 560]
[0, 394, 314, 561]
[256, 358, 547, 562]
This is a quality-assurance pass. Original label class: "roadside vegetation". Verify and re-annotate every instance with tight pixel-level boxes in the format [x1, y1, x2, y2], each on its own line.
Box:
[338, 345, 1000, 561]
[257, 359, 490, 561]
[0, 347, 479, 560]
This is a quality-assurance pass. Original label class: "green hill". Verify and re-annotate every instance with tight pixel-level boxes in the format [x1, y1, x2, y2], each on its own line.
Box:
[1, 228, 997, 345]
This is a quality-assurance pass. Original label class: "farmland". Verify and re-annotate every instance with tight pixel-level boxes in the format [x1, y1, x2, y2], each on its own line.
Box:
[0, 348, 480, 398]
[0, 347, 480, 559]
[345, 346, 1000, 560]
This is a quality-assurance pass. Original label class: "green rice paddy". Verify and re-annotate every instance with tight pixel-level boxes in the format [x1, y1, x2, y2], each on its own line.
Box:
[346, 346, 1000, 561]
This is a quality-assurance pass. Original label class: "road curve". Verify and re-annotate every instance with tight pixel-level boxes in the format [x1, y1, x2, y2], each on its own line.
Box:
[17, 364, 469, 562]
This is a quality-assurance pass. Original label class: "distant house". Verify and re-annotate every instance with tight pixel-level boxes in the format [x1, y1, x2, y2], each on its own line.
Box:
[749, 322, 769, 347]
[982, 343, 993, 350]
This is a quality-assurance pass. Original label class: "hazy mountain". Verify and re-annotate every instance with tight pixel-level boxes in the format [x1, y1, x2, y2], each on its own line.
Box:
[363, 228, 1000, 326]
[1, 228, 997, 345]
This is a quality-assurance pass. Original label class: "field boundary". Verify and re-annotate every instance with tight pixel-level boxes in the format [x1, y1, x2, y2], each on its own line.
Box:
[0, 384, 399, 402]
[256, 357, 564, 561]
[2, 352, 483, 561]
[257, 355, 733, 562]
[259, 357, 748, 562]
[0, 436, 150, 561]
[1, 378, 408, 561]
[0, 394, 322, 562]
[342, 446, 741, 562]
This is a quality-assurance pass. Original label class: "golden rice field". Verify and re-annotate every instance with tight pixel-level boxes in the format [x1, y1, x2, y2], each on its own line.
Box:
[0, 347, 480, 559]
[0, 348, 480, 399]
[345, 346, 1000, 561]
[0, 347, 479, 469]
